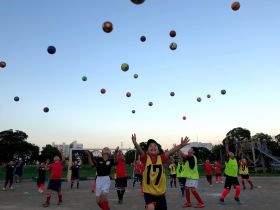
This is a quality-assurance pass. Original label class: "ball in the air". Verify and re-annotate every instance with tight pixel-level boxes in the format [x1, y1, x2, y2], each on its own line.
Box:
[207, 94, 211, 98]
[47, 46, 56, 54]
[170, 42, 177, 50]
[131, 0, 145, 5]
[126, 92, 131, 97]
[231, 1, 240, 11]
[82, 76, 87, 81]
[148, 102, 153, 106]
[169, 30, 176, 38]
[121, 63, 129, 72]
[197, 97, 202, 102]
[140, 36, 146, 42]
[132, 110, 136, 114]
[43, 107, 49, 113]
[14, 96, 19, 102]
[102, 21, 113, 33]
[170, 92, 175, 97]
[221, 89, 226, 95]
[182, 116, 186, 120]
[133, 74, 138, 79]
[100, 88, 106, 94]
[0, 61, 6, 68]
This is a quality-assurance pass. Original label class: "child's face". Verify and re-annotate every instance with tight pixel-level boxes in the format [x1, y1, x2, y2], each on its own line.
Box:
[228, 152, 234, 159]
[40, 163, 45, 167]
[188, 149, 194, 156]
[206, 160, 210, 163]
[147, 143, 159, 156]
[53, 156, 60, 162]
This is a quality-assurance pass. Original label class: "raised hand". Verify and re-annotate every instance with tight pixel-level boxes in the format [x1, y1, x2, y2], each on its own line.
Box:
[132, 133, 137, 145]
[180, 136, 190, 147]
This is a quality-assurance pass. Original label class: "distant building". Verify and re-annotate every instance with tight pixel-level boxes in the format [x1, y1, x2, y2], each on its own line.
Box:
[52, 141, 83, 158]
[182, 142, 213, 152]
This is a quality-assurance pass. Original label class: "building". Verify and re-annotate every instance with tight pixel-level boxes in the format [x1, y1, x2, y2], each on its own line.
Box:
[52, 141, 83, 158]
[182, 142, 213, 152]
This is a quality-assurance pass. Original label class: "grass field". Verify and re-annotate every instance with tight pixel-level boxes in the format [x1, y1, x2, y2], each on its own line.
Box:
[1, 165, 279, 180]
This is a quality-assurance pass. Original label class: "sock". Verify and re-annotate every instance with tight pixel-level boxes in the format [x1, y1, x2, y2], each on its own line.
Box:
[185, 188, 191, 204]
[117, 190, 121, 200]
[170, 180, 173, 188]
[181, 187, 185, 196]
[46, 192, 51, 203]
[242, 180, 245, 188]
[174, 180, 177, 187]
[221, 189, 230, 199]
[71, 182, 73, 189]
[248, 180, 253, 187]
[235, 186, 241, 199]
[192, 190, 204, 204]
[121, 190, 125, 200]
[133, 180, 136, 187]
[209, 178, 212, 185]
[77, 182, 79, 188]
[216, 176, 218, 182]
[58, 193, 62, 202]
[101, 201, 109, 210]
[220, 176, 223, 182]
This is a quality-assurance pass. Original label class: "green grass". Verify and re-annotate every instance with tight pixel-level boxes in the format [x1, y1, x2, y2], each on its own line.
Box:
[1, 165, 279, 180]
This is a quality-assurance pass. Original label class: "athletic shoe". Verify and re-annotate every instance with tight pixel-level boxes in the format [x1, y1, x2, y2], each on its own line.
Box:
[43, 202, 49, 207]
[219, 198, 225, 205]
[194, 203, 205, 208]
[250, 185, 254, 190]
[2, 187, 6, 191]
[243, 186, 246, 190]
[215, 181, 218, 184]
[9, 186, 14, 190]
[234, 197, 241, 205]
[221, 181, 224, 184]
[182, 203, 192, 208]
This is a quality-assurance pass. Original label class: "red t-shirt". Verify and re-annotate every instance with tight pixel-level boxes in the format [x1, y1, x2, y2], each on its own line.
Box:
[204, 163, 213, 176]
[116, 156, 126, 178]
[141, 154, 168, 165]
[49, 161, 63, 180]
[134, 162, 145, 175]
[214, 163, 221, 174]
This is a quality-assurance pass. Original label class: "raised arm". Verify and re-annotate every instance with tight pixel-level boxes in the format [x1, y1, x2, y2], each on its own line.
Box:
[85, 150, 94, 166]
[131, 133, 145, 158]
[165, 136, 190, 158]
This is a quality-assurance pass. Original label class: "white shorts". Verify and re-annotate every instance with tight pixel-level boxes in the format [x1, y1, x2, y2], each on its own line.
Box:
[96, 176, 111, 197]
[185, 179, 198, 188]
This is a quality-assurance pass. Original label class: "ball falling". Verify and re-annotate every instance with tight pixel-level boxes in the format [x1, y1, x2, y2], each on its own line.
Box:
[100, 88, 106, 94]
[207, 94, 211, 98]
[131, 0, 145, 5]
[102, 21, 113, 33]
[47, 46, 56, 54]
[133, 74, 138, 79]
[0, 61, 6, 68]
[170, 42, 177, 50]
[43, 107, 49, 113]
[126, 92, 131, 97]
[169, 30, 176, 38]
[221, 89, 226, 95]
[231, 1, 240, 11]
[182, 116, 186, 120]
[170, 92, 175, 97]
[140, 36, 146, 42]
[197, 97, 202, 102]
[121, 63, 129, 72]
[148, 102, 153, 106]
[82, 76, 87, 81]
[14, 96, 19, 102]
[132, 110, 136, 114]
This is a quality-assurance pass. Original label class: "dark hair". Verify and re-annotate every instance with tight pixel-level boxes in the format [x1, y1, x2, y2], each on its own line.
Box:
[146, 139, 159, 150]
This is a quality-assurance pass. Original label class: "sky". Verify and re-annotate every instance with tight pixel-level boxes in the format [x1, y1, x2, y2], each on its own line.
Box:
[0, 0, 280, 150]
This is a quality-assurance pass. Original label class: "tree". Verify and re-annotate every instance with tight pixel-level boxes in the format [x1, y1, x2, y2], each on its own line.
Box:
[40, 144, 60, 162]
[192, 147, 213, 163]
[0, 129, 39, 164]
[223, 127, 251, 153]
[211, 144, 225, 161]
[252, 133, 280, 156]
[275, 134, 280, 144]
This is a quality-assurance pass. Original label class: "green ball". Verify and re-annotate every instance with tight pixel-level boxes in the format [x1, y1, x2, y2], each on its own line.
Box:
[121, 63, 129, 72]
[82, 76, 87, 81]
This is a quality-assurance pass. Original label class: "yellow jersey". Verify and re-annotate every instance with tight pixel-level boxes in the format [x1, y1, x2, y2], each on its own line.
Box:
[143, 155, 166, 196]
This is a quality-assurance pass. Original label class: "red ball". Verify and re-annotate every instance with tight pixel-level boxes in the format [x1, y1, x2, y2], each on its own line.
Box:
[126, 92, 131, 97]
[169, 30, 176, 38]
[0, 61, 6, 68]
[231, 1, 240, 11]
[100, 88, 106, 94]
[182, 116, 186, 120]
[102, 21, 113, 33]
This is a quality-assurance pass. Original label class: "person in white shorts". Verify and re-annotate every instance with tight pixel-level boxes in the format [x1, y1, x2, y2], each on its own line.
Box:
[180, 148, 205, 208]
[86, 147, 119, 210]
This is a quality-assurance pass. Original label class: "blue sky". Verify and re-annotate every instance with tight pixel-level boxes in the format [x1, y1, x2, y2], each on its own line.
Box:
[0, 0, 280, 150]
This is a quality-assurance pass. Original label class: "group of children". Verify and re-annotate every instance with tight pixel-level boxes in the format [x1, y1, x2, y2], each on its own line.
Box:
[2, 159, 24, 191]
[2, 134, 255, 209]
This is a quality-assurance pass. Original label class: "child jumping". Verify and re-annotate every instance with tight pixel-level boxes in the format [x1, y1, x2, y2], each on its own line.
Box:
[70, 160, 81, 189]
[132, 156, 144, 188]
[86, 147, 118, 210]
[115, 150, 127, 204]
[204, 159, 213, 187]
[37, 161, 48, 193]
[132, 133, 190, 210]
[43, 154, 64, 207]
[239, 159, 254, 190]
[214, 161, 223, 184]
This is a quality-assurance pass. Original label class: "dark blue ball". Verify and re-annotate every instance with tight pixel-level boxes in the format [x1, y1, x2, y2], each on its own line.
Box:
[140, 36, 146, 42]
[47, 46, 56, 54]
[14, 96, 19, 102]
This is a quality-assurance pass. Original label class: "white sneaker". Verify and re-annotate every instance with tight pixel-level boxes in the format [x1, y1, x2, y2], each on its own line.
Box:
[39, 189, 44, 193]
[2, 187, 6, 191]
[10, 186, 14, 190]
[221, 181, 224, 184]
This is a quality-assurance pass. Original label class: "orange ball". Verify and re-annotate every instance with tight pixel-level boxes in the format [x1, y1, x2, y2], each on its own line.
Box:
[231, 1, 240, 11]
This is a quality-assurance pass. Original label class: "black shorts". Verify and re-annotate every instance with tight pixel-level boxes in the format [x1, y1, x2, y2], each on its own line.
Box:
[115, 177, 127, 189]
[224, 175, 240, 189]
[206, 175, 212, 180]
[47, 179, 62, 192]
[216, 173, 221, 177]
[178, 177, 186, 187]
[144, 193, 167, 210]
[71, 174, 80, 180]
[241, 174, 250, 179]
[135, 174, 143, 182]
[170, 174, 176, 179]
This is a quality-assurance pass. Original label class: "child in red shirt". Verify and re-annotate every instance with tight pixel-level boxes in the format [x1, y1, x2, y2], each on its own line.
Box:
[43, 154, 64, 207]
[132, 157, 144, 188]
[214, 161, 223, 184]
[204, 160, 213, 186]
[115, 150, 127, 204]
